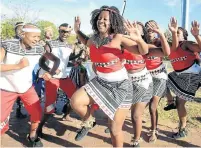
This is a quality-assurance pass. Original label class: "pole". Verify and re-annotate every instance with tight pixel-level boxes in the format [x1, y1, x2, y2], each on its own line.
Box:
[121, 0, 127, 16]
[181, 0, 189, 30]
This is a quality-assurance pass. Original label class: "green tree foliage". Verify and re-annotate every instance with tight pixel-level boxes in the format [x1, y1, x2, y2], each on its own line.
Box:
[36, 20, 58, 40]
[0, 19, 16, 40]
[67, 34, 77, 44]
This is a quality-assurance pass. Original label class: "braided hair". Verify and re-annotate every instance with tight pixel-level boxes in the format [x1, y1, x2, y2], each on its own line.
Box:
[178, 27, 188, 40]
[90, 5, 125, 34]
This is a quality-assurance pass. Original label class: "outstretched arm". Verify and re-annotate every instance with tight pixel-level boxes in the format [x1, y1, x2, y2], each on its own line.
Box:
[74, 16, 91, 47]
[146, 21, 170, 56]
[191, 20, 201, 50]
[168, 17, 179, 51]
[121, 21, 148, 55]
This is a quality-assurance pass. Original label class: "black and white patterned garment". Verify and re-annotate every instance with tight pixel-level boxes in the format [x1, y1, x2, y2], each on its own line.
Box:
[167, 64, 201, 101]
[83, 76, 133, 120]
[69, 64, 89, 88]
[128, 68, 153, 104]
[149, 64, 168, 98]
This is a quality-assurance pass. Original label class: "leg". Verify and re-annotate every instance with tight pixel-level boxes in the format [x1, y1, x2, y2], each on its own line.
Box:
[16, 97, 27, 119]
[148, 96, 160, 143]
[1, 90, 18, 134]
[20, 87, 42, 138]
[70, 87, 95, 141]
[172, 97, 188, 139]
[131, 102, 147, 146]
[37, 79, 58, 136]
[60, 78, 76, 121]
[164, 88, 177, 111]
[108, 108, 129, 147]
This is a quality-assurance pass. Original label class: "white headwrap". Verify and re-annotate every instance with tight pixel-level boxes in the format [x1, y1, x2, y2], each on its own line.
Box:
[22, 28, 41, 33]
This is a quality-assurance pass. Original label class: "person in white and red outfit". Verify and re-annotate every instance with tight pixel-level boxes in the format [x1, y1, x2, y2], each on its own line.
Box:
[122, 21, 170, 146]
[71, 6, 148, 147]
[0, 24, 60, 147]
[167, 18, 201, 139]
[144, 20, 170, 143]
[37, 23, 77, 137]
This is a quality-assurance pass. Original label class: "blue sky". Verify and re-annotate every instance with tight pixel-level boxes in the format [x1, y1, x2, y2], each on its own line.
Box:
[1, 0, 201, 39]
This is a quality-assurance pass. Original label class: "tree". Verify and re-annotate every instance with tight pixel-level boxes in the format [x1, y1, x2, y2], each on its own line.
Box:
[6, 0, 41, 23]
[67, 34, 77, 44]
[36, 20, 58, 40]
[0, 19, 15, 40]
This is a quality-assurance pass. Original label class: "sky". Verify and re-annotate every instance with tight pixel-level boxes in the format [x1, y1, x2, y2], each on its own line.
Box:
[1, 0, 201, 40]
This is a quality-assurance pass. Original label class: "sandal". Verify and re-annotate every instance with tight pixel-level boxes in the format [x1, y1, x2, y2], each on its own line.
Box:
[147, 129, 158, 143]
[131, 137, 142, 147]
[172, 128, 188, 139]
[27, 135, 43, 147]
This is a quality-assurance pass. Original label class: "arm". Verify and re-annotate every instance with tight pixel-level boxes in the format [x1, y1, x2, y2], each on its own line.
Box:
[121, 21, 148, 55]
[69, 50, 83, 61]
[0, 47, 29, 72]
[74, 16, 91, 47]
[191, 20, 201, 50]
[146, 20, 170, 56]
[158, 32, 170, 56]
[168, 17, 179, 51]
[184, 41, 201, 52]
[147, 44, 165, 57]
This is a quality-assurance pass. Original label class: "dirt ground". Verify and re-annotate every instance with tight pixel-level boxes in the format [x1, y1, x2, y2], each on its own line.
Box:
[1, 62, 201, 147]
[1, 101, 201, 147]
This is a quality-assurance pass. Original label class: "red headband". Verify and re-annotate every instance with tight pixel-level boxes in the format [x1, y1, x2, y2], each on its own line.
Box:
[102, 8, 117, 13]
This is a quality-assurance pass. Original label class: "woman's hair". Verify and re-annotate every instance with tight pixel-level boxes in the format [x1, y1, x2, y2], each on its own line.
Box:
[90, 5, 125, 34]
[178, 27, 188, 40]
[145, 20, 157, 28]
[136, 21, 147, 42]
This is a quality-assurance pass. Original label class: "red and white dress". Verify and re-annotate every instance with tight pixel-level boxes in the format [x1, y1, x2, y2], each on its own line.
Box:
[168, 42, 201, 101]
[83, 42, 133, 120]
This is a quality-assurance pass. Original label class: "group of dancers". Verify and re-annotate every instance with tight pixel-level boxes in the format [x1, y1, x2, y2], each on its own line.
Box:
[1, 5, 201, 147]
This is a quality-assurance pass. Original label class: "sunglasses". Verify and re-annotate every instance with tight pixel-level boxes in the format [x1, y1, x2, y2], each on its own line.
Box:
[59, 30, 71, 34]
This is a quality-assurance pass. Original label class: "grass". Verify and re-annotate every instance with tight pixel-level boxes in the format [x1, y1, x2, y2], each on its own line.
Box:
[147, 61, 201, 129]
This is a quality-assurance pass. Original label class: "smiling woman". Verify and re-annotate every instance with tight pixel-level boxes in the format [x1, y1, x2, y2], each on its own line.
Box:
[70, 5, 149, 147]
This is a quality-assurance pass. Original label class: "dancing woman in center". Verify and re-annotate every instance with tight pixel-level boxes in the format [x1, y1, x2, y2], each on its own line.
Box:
[70, 5, 148, 147]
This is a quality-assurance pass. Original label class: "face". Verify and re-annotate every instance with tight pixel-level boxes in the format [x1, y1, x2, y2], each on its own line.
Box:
[177, 29, 184, 41]
[96, 11, 111, 34]
[59, 26, 71, 41]
[146, 29, 157, 43]
[45, 30, 53, 40]
[22, 32, 41, 48]
[15, 25, 23, 38]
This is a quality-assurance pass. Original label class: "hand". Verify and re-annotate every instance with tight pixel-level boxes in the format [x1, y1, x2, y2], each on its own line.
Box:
[17, 57, 29, 69]
[42, 72, 52, 81]
[146, 21, 162, 35]
[123, 20, 142, 42]
[168, 17, 178, 33]
[191, 20, 200, 37]
[74, 16, 81, 33]
[55, 69, 61, 75]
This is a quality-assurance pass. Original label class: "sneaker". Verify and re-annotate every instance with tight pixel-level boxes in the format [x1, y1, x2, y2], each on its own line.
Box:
[75, 121, 96, 141]
[172, 128, 188, 139]
[104, 127, 110, 133]
[27, 135, 43, 147]
[131, 137, 142, 147]
[164, 102, 177, 111]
